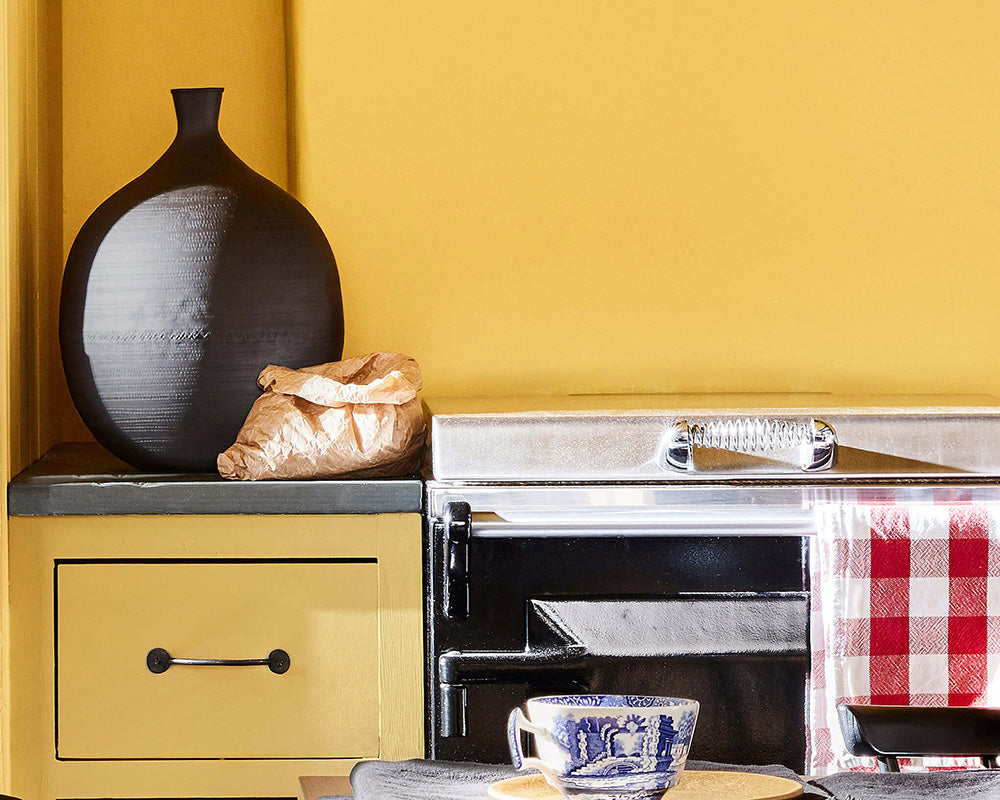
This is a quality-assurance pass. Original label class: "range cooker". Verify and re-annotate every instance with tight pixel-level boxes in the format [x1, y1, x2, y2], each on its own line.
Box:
[423, 395, 1000, 771]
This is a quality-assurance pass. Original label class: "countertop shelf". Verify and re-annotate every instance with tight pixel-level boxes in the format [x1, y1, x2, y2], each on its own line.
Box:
[7, 443, 423, 516]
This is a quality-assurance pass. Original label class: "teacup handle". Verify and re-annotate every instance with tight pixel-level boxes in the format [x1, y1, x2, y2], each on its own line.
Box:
[507, 708, 561, 784]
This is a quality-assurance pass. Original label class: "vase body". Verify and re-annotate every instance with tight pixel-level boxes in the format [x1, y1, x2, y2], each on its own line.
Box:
[60, 88, 344, 471]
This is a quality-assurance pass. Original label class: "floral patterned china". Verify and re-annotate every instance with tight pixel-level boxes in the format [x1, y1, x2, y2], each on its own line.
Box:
[507, 695, 700, 800]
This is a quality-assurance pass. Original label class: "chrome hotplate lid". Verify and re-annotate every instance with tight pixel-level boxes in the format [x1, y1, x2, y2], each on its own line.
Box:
[425, 393, 1000, 483]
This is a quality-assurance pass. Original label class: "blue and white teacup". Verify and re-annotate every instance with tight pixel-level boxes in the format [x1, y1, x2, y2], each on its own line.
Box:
[507, 695, 699, 800]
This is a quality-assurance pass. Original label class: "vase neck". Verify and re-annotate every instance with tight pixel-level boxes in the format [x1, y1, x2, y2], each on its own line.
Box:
[171, 87, 224, 143]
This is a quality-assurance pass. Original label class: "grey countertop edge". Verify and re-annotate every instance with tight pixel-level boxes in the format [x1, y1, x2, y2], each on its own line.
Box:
[7, 479, 425, 516]
[7, 444, 424, 516]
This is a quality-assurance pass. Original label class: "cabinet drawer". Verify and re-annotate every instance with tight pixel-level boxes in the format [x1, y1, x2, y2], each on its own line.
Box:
[56, 561, 378, 759]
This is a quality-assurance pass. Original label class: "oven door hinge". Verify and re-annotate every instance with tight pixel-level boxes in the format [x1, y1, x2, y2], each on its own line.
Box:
[442, 501, 471, 621]
[438, 647, 589, 738]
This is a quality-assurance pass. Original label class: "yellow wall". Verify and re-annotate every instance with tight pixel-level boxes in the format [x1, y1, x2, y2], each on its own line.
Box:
[23, 1, 1000, 457]
[55, 0, 288, 443]
[290, 1, 1000, 397]
[2, 0, 60, 781]
[3, 0, 59, 472]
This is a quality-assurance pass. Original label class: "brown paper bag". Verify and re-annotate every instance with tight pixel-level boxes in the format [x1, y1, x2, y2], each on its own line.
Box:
[217, 352, 426, 480]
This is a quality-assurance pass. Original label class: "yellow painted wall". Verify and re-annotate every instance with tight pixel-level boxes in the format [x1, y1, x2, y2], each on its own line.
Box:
[2, 0, 60, 782]
[55, 0, 288, 443]
[290, 1, 1000, 397]
[22, 1, 1000, 459]
[3, 0, 59, 472]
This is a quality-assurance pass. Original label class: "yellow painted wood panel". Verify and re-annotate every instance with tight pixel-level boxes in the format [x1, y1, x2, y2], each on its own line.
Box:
[1, 0, 12, 786]
[11, 513, 388, 560]
[376, 514, 426, 760]
[9, 514, 424, 799]
[290, 1, 1000, 398]
[57, 561, 379, 759]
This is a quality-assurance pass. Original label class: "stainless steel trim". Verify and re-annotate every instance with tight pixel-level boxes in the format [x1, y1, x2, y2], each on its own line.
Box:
[426, 481, 1000, 533]
[429, 404, 1000, 482]
[467, 517, 816, 537]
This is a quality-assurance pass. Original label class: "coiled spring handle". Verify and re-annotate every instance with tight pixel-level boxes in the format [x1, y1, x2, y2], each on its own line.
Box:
[661, 417, 837, 473]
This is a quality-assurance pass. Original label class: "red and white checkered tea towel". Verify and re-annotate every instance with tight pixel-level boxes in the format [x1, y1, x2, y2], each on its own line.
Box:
[808, 503, 1000, 774]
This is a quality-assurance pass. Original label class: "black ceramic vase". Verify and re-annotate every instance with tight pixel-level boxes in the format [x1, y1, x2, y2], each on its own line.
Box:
[60, 87, 344, 471]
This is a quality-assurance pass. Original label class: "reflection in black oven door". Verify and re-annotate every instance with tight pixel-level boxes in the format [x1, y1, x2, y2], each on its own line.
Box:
[434, 598, 808, 770]
[437, 655, 808, 769]
[427, 514, 810, 771]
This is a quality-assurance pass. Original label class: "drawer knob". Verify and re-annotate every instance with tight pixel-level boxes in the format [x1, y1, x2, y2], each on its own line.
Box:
[146, 647, 290, 675]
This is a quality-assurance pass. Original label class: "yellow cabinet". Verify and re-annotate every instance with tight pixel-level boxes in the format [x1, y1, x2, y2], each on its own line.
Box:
[9, 513, 424, 800]
[57, 561, 380, 760]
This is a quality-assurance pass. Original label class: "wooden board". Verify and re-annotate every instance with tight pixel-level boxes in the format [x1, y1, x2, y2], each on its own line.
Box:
[488, 771, 804, 800]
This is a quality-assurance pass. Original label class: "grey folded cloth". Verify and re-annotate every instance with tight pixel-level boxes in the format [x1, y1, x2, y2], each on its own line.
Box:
[326, 758, 830, 800]
[810, 769, 1000, 800]
[345, 760, 513, 800]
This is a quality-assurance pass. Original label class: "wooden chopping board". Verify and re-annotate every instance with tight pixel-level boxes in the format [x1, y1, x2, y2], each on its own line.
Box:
[487, 770, 804, 800]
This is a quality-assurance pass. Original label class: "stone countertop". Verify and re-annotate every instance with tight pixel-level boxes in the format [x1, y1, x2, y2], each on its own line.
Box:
[7, 443, 423, 516]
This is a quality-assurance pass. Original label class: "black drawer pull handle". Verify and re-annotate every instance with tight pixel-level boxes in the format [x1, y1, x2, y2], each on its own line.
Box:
[146, 647, 290, 674]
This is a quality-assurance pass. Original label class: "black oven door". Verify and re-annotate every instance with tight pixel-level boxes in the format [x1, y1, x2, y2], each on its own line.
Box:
[427, 502, 810, 771]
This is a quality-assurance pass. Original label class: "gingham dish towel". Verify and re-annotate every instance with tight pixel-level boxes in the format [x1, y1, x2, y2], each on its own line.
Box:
[809, 503, 1000, 775]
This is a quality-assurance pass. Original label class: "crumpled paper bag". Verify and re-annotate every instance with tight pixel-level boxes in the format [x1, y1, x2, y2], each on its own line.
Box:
[218, 352, 426, 480]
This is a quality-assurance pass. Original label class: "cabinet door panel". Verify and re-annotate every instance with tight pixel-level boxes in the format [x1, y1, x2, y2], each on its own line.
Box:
[57, 561, 378, 759]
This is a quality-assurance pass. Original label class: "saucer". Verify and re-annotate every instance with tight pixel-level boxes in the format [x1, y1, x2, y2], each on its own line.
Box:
[487, 770, 804, 800]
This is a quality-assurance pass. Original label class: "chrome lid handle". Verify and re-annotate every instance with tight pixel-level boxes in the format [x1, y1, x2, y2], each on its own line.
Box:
[660, 418, 837, 473]
[809, 419, 838, 472]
